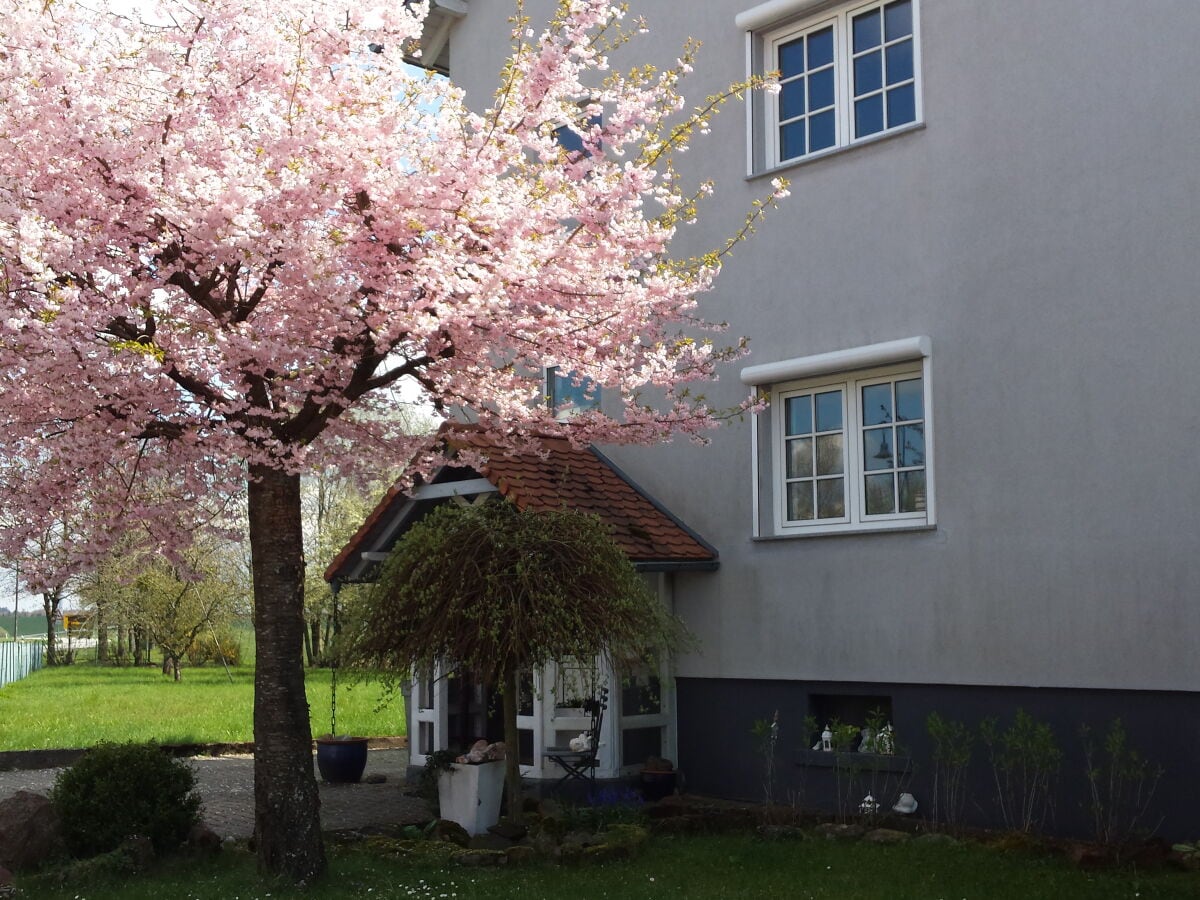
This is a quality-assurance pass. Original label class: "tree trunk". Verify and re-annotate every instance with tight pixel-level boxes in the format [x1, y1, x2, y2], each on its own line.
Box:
[303, 621, 314, 667]
[42, 590, 59, 666]
[133, 627, 144, 666]
[248, 465, 325, 882]
[502, 667, 523, 826]
[96, 602, 108, 662]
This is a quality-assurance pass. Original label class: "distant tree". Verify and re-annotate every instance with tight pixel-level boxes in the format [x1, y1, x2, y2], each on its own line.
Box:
[340, 501, 687, 825]
[302, 470, 386, 667]
[81, 537, 249, 680]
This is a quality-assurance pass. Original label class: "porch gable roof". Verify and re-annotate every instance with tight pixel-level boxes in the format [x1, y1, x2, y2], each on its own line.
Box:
[325, 425, 718, 585]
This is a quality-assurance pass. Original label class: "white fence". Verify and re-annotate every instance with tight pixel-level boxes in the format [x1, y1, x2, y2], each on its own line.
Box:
[0, 640, 45, 688]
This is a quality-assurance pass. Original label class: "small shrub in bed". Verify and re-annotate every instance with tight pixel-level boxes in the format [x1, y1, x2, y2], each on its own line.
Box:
[50, 741, 202, 859]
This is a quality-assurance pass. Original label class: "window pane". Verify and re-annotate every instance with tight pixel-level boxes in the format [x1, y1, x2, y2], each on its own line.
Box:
[854, 50, 882, 96]
[785, 395, 812, 435]
[815, 390, 842, 431]
[778, 37, 804, 76]
[809, 68, 834, 111]
[896, 424, 924, 467]
[899, 470, 927, 512]
[856, 94, 884, 137]
[780, 120, 805, 160]
[808, 26, 834, 68]
[786, 436, 813, 478]
[861, 383, 893, 425]
[815, 433, 844, 475]
[817, 478, 845, 518]
[895, 377, 923, 420]
[886, 38, 913, 84]
[884, 0, 913, 41]
[780, 79, 805, 121]
[810, 110, 836, 152]
[622, 726, 663, 768]
[787, 481, 815, 520]
[863, 427, 893, 470]
[551, 369, 599, 416]
[865, 473, 895, 515]
[621, 668, 661, 715]
[853, 9, 881, 52]
[887, 83, 916, 126]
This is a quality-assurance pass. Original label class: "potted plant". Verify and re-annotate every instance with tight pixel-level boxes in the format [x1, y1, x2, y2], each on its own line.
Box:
[315, 596, 368, 783]
[639, 755, 677, 801]
[432, 741, 507, 835]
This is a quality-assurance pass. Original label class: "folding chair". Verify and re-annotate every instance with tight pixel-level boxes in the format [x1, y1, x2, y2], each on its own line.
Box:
[544, 686, 608, 791]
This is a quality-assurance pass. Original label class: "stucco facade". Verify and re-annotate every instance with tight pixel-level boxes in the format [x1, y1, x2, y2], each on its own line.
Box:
[440, 0, 1200, 837]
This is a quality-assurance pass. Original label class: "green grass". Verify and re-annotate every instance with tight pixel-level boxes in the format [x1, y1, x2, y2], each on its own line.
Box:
[15, 833, 1199, 899]
[0, 663, 405, 750]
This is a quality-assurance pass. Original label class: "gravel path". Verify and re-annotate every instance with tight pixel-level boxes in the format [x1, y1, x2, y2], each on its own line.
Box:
[0, 749, 433, 840]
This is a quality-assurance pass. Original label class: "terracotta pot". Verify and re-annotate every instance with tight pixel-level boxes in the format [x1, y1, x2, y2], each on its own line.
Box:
[640, 769, 677, 801]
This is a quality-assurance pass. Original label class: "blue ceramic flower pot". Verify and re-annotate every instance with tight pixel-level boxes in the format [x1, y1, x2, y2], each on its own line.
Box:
[316, 736, 369, 783]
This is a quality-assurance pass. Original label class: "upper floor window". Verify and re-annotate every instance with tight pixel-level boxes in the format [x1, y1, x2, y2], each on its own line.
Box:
[742, 0, 922, 170]
[547, 366, 600, 420]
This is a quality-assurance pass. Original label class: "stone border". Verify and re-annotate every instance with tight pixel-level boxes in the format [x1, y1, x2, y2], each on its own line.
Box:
[0, 736, 407, 772]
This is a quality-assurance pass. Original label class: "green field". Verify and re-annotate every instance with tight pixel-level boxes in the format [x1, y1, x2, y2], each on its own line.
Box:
[0, 663, 405, 750]
[16, 832, 1199, 899]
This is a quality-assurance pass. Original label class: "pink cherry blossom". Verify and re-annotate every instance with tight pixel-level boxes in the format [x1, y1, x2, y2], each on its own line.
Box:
[0, 0, 782, 881]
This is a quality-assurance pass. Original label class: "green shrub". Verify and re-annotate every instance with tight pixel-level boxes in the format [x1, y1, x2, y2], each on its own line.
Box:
[185, 631, 241, 666]
[50, 741, 202, 858]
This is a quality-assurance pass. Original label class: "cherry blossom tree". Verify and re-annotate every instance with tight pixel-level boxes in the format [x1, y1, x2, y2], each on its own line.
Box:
[0, 0, 785, 881]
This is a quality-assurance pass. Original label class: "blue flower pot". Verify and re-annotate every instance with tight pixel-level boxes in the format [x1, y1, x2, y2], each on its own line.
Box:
[316, 736, 369, 783]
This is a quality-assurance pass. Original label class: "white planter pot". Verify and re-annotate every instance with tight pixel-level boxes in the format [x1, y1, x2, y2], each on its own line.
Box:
[437, 760, 506, 836]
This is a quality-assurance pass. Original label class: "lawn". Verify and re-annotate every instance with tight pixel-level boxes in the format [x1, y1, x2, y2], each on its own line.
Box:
[16, 833, 1198, 899]
[0, 662, 405, 750]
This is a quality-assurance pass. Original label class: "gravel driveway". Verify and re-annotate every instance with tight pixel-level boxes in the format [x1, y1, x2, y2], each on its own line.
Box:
[0, 749, 432, 840]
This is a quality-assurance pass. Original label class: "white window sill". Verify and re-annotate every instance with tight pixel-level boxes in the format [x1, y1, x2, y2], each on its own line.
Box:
[751, 522, 937, 541]
[749, 120, 925, 183]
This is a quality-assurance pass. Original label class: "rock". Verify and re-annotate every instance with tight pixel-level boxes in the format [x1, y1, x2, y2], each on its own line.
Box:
[864, 828, 910, 845]
[187, 823, 222, 857]
[0, 791, 62, 871]
[488, 819, 527, 842]
[363, 773, 387, 784]
[914, 832, 959, 846]
[758, 824, 807, 841]
[504, 844, 537, 865]
[453, 848, 508, 867]
[1067, 841, 1130, 870]
[467, 833, 512, 851]
[430, 819, 471, 848]
[815, 822, 864, 841]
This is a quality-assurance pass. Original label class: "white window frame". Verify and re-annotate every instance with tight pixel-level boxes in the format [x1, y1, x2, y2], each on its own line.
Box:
[740, 0, 923, 173]
[742, 336, 934, 537]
